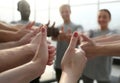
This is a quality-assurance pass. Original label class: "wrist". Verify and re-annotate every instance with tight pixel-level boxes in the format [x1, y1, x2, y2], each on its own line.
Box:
[60, 71, 78, 83]
[30, 61, 46, 76]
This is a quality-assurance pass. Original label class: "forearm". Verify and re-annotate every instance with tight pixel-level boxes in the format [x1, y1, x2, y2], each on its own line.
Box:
[93, 35, 120, 43]
[0, 44, 34, 72]
[0, 41, 21, 50]
[0, 61, 44, 83]
[60, 71, 78, 83]
[0, 22, 18, 31]
[85, 44, 120, 57]
[0, 30, 19, 42]
[96, 40, 120, 45]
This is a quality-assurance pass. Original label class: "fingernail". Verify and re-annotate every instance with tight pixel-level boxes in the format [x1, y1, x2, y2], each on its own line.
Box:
[74, 32, 78, 37]
[42, 28, 45, 33]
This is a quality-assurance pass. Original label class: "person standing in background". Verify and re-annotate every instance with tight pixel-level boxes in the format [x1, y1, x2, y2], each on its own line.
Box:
[11, 0, 41, 26]
[82, 9, 117, 83]
[53, 4, 83, 82]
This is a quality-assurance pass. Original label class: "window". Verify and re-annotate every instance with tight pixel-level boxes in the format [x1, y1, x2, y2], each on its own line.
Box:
[100, 0, 119, 3]
[71, 5, 98, 30]
[70, 0, 98, 5]
[50, 0, 69, 9]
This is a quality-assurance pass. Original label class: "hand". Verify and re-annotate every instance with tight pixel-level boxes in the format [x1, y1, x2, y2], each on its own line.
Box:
[31, 26, 55, 74]
[29, 26, 56, 65]
[32, 26, 48, 65]
[17, 28, 40, 45]
[80, 34, 96, 59]
[57, 26, 67, 41]
[15, 22, 35, 40]
[60, 32, 87, 83]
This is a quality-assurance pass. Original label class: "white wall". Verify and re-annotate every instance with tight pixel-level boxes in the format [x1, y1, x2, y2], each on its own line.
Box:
[0, 0, 120, 30]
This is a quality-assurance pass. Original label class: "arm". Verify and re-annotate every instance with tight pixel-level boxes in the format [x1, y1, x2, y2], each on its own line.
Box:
[0, 22, 34, 42]
[0, 27, 41, 72]
[0, 41, 20, 50]
[0, 22, 18, 31]
[60, 72, 78, 83]
[80, 34, 120, 58]
[0, 30, 18, 42]
[0, 26, 55, 83]
[60, 32, 87, 83]
[93, 34, 120, 43]
[0, 30, 38, 50]
[86, 43, 120, 57]
[0, 44, 34, 72]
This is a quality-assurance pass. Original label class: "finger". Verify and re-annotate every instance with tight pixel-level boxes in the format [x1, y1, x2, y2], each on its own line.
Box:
[27, 31, 36, 38]
[48, 47, 56, 54]
[48, 54, 55, 61]
[38, 24, 43, 32]
[48, 45, 56, 49]
[68, 31, 79, 49]
[48, 58, 54, 63]
[51, 22, 55, 28]
[40, 25, 47, 44]
[47, 61, 53, 65]
[46, 20, 50, 27]
[49, 51, 56, 59]
[33, 28, 40, 35]
[26, 21, 35, 30]
[80, 34, 92, 42]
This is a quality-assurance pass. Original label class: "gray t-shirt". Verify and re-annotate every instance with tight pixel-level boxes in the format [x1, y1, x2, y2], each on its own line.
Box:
[54, 22, 83, 69]
[83, 29, 117, 81]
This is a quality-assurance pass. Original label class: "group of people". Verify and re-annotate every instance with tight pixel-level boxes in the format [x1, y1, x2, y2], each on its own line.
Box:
[0, 0, 120, 83]
[54, 4, 119, 83]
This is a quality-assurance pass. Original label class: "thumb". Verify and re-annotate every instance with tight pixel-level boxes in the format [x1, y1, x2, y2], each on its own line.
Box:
[80, 34, 92, 42]
[23, 21, 35, 30]
[40, 26, 47, 45]
[68, 32, 79, 50]
[46, 20, 50, 27]
[80, 34, 95, 46]
[51, 22, 55, 28]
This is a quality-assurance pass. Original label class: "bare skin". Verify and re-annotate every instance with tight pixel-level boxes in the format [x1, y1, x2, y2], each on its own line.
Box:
[0, 27, 55, 83]
[0, 26, 55, 73]
[0, 22, 34, 43]
[60, 32, 87, 83]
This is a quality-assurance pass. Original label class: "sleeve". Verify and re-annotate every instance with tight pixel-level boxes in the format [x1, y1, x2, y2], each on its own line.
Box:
[88, 30, 94, 38]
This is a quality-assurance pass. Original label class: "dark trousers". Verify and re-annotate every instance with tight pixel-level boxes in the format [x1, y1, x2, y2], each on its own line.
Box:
[82, 75, 111, 83]
[55, 68, 62, 82]
[30, 77, 40, 83]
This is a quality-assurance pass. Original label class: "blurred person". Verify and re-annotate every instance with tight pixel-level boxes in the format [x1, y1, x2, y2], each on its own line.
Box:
[82, 9, 116, 83]
[11, 0, 41, 26]
[53, 4, 83, 82]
